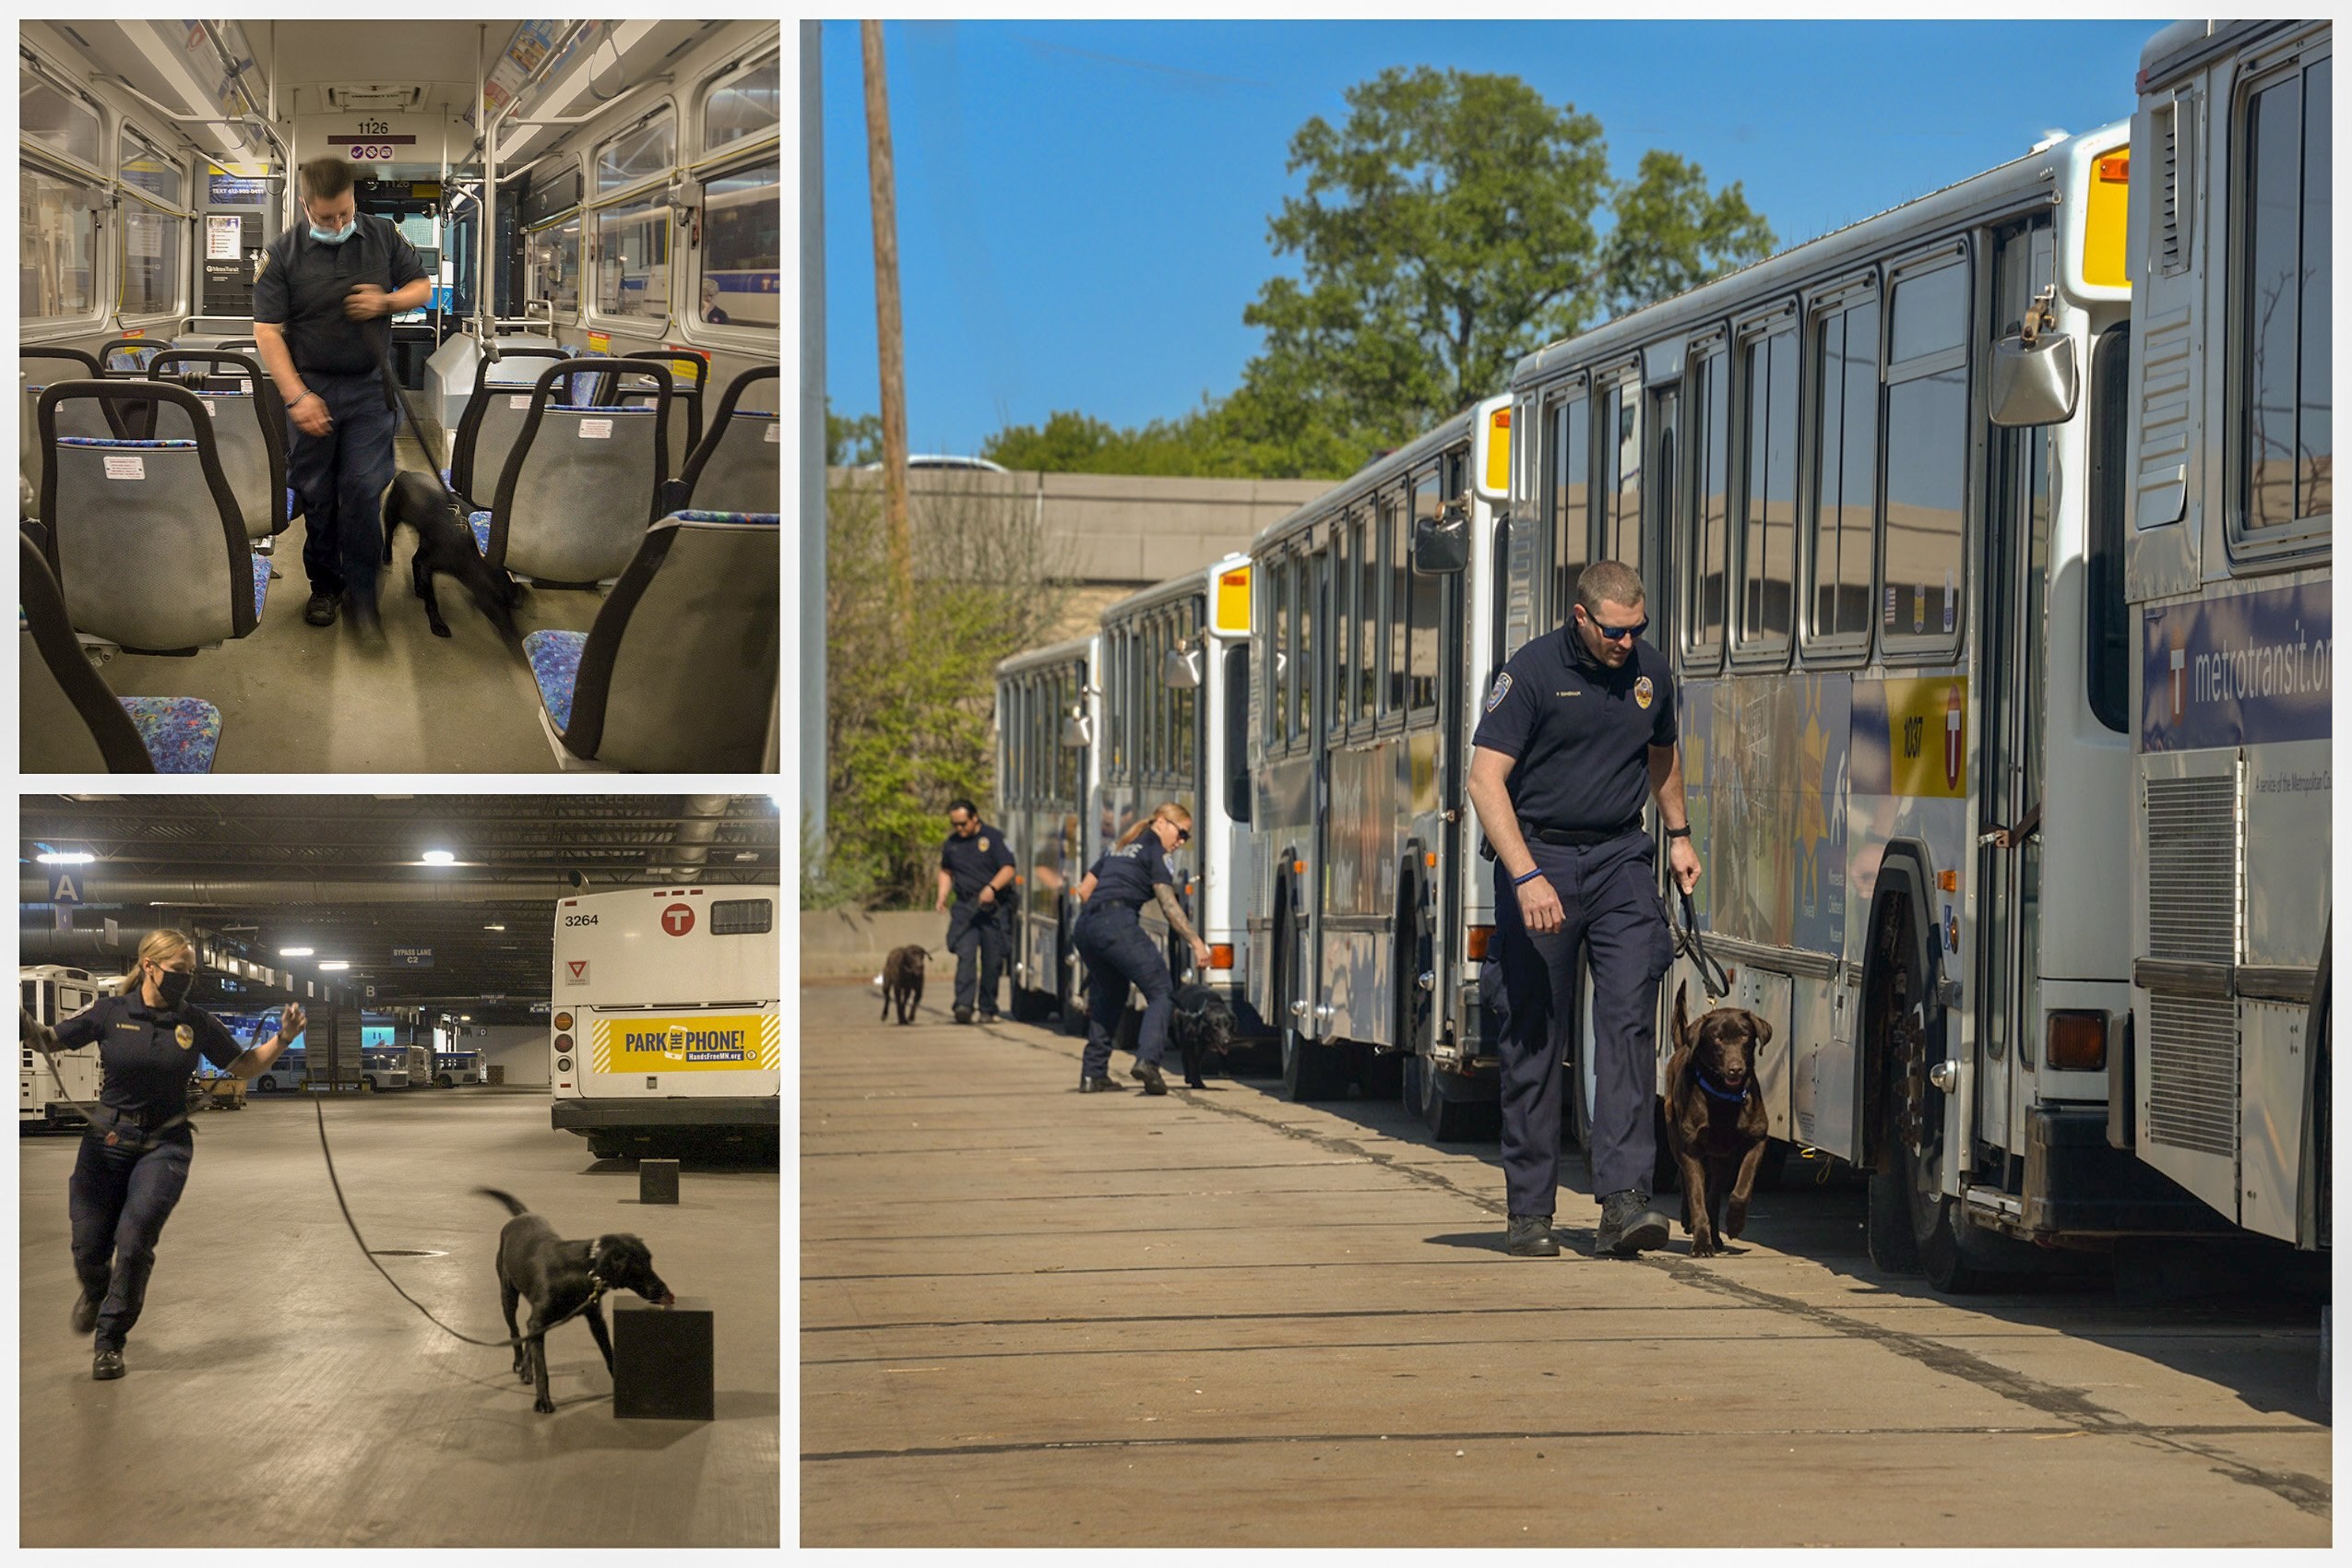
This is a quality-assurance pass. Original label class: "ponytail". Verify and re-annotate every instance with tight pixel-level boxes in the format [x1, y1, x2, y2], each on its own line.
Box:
[1114, 802, 1193, 850]
[114, 928, 194, 996]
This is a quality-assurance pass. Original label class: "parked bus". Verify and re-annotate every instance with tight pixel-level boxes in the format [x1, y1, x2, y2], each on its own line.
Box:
[20, 964, 104, 1129]
[994, 634, 1101, 1025]
[433, 1050, 484, 1087]
[18, 18, 781, 775]
[550, 884, 779, 1158]
[1246, 396, 1515, 1133]
[1087, 555, 1257, 1042]
[2121, 19, 2330, 1253]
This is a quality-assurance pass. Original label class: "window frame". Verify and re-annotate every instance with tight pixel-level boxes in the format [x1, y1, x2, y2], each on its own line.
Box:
[594, 102, 681, 201]
[1680, 330, 1733, 676]
[696, 45, 780, 160]
[1731, 298, 1801, 670]
[1540, 379, 1592, 633]
[1801, 271, 1883, 664]
[1328, 521, 1354, 743]
[1380, 484, 1409, 731]
[1594, 362, 1645, 577]
[1877, 241, 1973, 664]
[1406, 461, 1445, 719]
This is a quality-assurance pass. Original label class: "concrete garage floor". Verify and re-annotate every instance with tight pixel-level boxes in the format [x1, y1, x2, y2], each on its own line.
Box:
[800, 981, 2330, 1548]
[79, 432, 600, 774]
[21, 1088, 778, 1548]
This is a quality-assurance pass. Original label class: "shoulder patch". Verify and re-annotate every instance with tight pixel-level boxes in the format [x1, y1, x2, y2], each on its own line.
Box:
[1484, 671, 1514, 713]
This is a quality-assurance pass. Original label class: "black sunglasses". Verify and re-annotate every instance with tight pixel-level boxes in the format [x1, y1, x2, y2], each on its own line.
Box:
[1172, 826, 1191, 844]
[1583, 611, 1647, 642]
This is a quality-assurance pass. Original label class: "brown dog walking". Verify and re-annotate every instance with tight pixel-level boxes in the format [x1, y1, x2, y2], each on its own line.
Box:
[1664, 982, 1773, 1257]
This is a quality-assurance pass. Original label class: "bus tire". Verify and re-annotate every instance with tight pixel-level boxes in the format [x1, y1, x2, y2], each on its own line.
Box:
[435, 1074, 453, 1087]
[1274, 896, 1345, 1101]
[1864, 887, 1926, 1276]
[256, 1075, 277, 1094]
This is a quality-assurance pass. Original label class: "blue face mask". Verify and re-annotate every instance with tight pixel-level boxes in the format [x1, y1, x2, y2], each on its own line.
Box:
[308, 219, 355, 245]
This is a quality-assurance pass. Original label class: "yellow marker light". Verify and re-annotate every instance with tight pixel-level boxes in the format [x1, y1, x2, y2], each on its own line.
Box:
[1208, 944, 1235, 971]
[2046, 1010, 2108, 1073]
[1485, 407, 1513, 493]
[2081, 146, 2130, 291]
[1215, 566, 1253, 634]
[1467, 925, 1493, 962]
[1425, 851, 1438, 869]
[1293, 859, 1307, 876]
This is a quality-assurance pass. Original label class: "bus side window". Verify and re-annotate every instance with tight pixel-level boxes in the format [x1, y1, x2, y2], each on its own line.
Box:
[2086, 323, 2132, 731]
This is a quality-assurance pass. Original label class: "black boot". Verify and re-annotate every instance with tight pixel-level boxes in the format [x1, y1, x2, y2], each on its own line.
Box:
[1595, 1190, 1670, 1257]
[1504, 1215, 1560, 1257]
[1078, 1075, 1123, 1093]
[92, 1347, 125, 1381]
[70, 1286, 102, 1336]
[1130, 1060, 1168, 1096]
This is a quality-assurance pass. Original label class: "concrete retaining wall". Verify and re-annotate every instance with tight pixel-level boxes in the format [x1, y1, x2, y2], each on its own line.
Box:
[800, 909, 949, 980]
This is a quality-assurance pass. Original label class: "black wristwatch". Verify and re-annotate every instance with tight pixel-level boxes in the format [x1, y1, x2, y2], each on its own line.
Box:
[1665, 825, 1693, 839]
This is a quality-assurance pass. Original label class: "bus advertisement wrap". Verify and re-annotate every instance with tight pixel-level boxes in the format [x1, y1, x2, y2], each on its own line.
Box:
[590, 1013, 781, 1074]
[2141, 582, 2332, 752]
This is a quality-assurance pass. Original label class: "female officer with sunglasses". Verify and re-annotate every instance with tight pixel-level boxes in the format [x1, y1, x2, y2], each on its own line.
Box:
[1067, 802, 1212, 1096]
[24, 929, 304, 1380]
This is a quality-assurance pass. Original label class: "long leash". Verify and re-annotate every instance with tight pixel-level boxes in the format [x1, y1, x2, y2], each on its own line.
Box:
[1669, 886, 1732, 1002]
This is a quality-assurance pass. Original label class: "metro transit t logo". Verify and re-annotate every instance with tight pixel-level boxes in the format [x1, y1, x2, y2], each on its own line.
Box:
[661, 903, 695, 936]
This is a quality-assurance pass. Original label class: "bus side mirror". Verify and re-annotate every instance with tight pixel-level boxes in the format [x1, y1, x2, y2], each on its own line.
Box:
[1989, 293, 2078, 427]
[1060, 713, 1092, 748]
[1412, 503, 1469, 575]
[1162, 647, 1202, 689]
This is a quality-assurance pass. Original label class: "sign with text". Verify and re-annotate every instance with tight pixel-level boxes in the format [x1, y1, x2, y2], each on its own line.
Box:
[2142, 581, 2332, 752]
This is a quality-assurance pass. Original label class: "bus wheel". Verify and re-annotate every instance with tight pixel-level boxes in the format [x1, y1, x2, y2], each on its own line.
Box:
[1275, 900, 1345, 1101]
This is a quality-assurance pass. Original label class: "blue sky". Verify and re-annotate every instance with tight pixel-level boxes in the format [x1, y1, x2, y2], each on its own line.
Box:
[815, 19, 2162, 457]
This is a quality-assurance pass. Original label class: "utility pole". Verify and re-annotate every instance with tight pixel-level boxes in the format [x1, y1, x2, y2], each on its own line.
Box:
[799, 20, 827, 874]
[861, 20, 912, 633]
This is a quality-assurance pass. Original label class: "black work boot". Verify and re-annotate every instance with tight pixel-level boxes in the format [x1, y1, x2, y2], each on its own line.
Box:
[70, 1286, 102, 1336]
[1595, 1189, 1671, 1257]
[1130, 1060, 1168, 1096]
[303, 591, 339, 626]
[1078, 1075, 1123, 1093]
[92, 1347, 125, 1381]
[1504, 1215, 1560, 1257]
[953, 1006, 974, 1025]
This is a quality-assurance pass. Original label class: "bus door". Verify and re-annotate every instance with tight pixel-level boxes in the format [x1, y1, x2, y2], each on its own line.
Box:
[1435, 454, 1470, 1048]
[1975, 216, 2057, 1158]
[1305, 542, 1334, 1037]
[1644, 380, 1680, 625]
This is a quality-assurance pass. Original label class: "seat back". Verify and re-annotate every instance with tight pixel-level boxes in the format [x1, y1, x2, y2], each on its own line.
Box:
[562, 511, 780, 771]
[38, 381, 256, 652]
[100, 339, 166, 377]
[489, 358, 672, 584]
[451, 346, 567, 505]
[148, 352, 287, 541]
[612, 350, 708, 475]
[680, 364, 781, 515]
[18, 529, 154, 772]
[21, 350, 111, 512]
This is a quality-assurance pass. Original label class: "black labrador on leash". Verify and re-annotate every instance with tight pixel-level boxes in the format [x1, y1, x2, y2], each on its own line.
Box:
[1168, 983, 1237, 1088]
[476, 1188, 672, 1414]
[382, 469, 519, 639]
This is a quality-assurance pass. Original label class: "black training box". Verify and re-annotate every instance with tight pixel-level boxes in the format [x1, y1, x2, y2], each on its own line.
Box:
[612, 1295, 714, 1421]
[639, 1158, 680, 1205]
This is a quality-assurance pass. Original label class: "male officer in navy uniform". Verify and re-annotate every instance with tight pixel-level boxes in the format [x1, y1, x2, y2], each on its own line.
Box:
[250, 156, 432, 632]
[1467, 560, 1702, 1258]
[935, 799, 1017, 1024]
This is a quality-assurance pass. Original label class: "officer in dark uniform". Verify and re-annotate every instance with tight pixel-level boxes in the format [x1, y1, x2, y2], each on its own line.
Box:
[1467, 560, 1703, 1258]
[935, 799, 1017, 1024]
[1069, 802, 1211, 1095]
[250, 156, 432, 632]
[23, 930, 303, 1379]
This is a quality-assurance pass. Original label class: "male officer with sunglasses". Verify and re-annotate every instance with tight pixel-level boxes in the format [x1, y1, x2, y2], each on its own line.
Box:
[1466, 559, 1702, 1259]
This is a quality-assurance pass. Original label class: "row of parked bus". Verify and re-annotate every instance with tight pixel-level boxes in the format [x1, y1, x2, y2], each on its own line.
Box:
[997, 18, 2331, 1290]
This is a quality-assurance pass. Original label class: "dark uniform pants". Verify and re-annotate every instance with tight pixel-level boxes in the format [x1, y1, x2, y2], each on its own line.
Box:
[288, 367, 397, 600]
[68, 1132, 194, 1351]
[1492, 833, 1673, 1217]
[1073, 909, 1172, 1079]
[945, 897, 1009, 1016]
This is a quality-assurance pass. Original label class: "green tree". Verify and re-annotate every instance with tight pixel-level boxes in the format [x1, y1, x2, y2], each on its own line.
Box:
[826, 400, 882, 467]
[1238, 66, 1775, 460]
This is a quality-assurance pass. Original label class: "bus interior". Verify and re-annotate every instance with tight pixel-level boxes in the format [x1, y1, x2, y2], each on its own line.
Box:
[18, 19, 782, 773]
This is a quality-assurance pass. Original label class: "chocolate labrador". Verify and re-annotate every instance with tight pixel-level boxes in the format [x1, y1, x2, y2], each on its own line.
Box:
[476, 1187, 672, 1414]
[1664, 982, 1773, 1258]
[881, 944, 928, 1025]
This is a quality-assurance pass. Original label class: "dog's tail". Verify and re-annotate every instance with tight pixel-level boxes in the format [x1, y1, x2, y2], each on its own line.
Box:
[474, 1186, 529, 1217]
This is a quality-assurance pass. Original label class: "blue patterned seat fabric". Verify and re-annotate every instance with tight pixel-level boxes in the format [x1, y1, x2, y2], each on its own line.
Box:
[251, 554, 270, 622]
[118, 695, 221, 774]
[54, 437, 199, 448]
[523, 629, 587, 735]
[671, 511, 782, 525]
[467, 510, 493, 555]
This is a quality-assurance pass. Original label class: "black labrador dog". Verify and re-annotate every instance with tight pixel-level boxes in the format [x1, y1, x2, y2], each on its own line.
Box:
[476, 1187, 672, 1414]
[1168, 983, 1237, 1089]
[382, 469, 519, 639]
[881, 944, 928, 1025]
[1663, 983, 1774, 1258]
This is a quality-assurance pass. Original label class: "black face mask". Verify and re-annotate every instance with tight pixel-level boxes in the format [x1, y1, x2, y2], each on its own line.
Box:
[155, 969, 196, 1008]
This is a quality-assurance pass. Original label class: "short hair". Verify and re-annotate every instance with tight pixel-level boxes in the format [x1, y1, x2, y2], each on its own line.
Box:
[1574, 560, 1645, 616]
[299, 157, 356, 203]
[945, 799, 978, 819]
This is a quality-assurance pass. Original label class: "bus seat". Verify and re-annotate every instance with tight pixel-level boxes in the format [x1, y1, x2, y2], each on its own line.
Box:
[99, 339, 166, 377]
[20, 531, 221, 774]
[146, 351, 290, 547]
[21, 350, 112, 517]
[487, 357, 673, 586]
[448, 346, 567, 507]
[35, 381, 267, 655]
[680, 364, 781, 515]
[520, 509, 779, 772]
[612, 349, 708, 473]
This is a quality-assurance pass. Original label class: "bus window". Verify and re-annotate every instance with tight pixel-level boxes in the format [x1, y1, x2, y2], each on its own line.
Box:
[21, 66, 101, 168]
[2086, 324, 2131, 731]
[1267, 557, 1290, 751]
[594, 198, 671, 320]
[1294, 550, 1314, 742]
[2240, 55, 2331, 536]
[1600, 383, 1643, 576]
[1739, 328, 1798, 651]
[701, 158, 778, 331]
[598, 109, 677, 196]
[1385, 490, 1408, 714]
[1355, 514, 1379, 724]
[1175, 607, 1197, 779]
[1408, 467, 1442, 712]
[703, 50, 778, 154]
[1330, 527, 1353, 740]
[1810, 296, 1880, 646]
[1546, 394, 1588, 626]
[1686, 348, 1730, 664]
[528, 217, 580, 315]
[1883, 257, 1968, 652]
[22, 165, 102, 322]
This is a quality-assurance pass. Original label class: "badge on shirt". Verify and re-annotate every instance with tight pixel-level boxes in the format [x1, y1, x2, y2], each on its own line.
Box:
[175, 1024, 195, 1050]
[978, 837, 990, 853]
[1485, 671, 1514, 712]
[1634, 676, 1655, 710]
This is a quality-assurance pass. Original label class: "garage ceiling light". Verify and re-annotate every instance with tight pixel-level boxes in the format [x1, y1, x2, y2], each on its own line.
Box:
[35, 851, 96, 864]
[280, 947, 314, 956]
[318, 961, 350, 971]
[483, 922, 505, 932]
[422, 849, 457, 865]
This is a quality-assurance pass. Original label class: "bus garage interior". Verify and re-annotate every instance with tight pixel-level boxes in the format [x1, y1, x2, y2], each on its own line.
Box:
[18, 19, 782, 775]
[19, 793, 779, 1549]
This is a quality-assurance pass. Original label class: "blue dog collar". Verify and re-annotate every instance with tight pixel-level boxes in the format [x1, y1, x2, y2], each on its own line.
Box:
[1693, 1070, 1747, 1105]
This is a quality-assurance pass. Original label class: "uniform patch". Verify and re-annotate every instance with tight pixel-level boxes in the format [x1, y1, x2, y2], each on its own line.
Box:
[978, 837, 989, 853]
[1633, 676, 1655, 710]
[175, 1025, 195, 1050]
[1485, 671, 1514, 712]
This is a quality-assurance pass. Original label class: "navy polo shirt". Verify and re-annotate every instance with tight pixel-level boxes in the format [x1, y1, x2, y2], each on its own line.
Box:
[50, 992, 244, 1134]
[1087, 836, 1172, 913]
[940, 824, 1016, 899]
[1472, 624, 1679, 833]
[251, 213, 427, 376]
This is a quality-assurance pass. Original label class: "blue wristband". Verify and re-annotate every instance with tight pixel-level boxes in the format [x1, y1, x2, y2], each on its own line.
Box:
[1513, 867, 1543, 886]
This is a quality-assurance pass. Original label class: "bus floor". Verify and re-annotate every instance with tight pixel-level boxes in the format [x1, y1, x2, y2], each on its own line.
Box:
[18, 1087, 780, 1548]
[57, 431, 600, 773]
[799, 980, 2331, 1548]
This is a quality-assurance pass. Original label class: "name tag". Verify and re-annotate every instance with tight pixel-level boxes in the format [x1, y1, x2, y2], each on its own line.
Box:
[578, 419, 612, 440]
[103, 455, 146, 481]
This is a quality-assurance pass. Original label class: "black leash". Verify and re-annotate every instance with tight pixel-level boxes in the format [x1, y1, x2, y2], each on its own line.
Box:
[1670, 886, 1732, 1002]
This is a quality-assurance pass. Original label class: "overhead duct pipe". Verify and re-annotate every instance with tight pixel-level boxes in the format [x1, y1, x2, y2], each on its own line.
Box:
[20, 876, 589, 906]
[659, 795, 739, 879]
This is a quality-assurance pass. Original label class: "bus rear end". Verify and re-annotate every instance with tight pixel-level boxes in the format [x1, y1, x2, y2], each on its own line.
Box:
[550, 885, 781, 1158]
